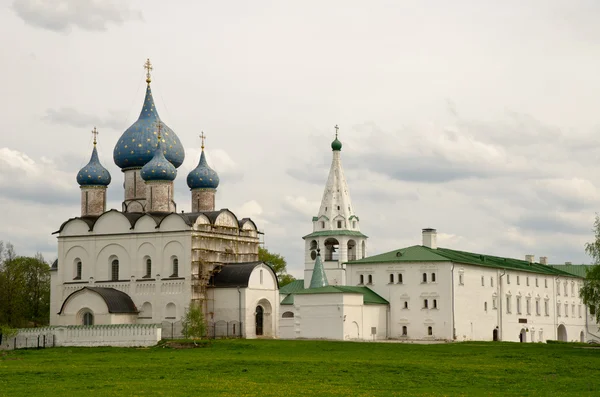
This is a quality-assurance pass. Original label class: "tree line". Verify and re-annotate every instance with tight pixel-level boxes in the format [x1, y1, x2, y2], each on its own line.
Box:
[0, 241, 51, 328]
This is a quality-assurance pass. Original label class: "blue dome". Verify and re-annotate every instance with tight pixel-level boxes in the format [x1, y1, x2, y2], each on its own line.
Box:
[113, 84, 185, 169]
[187, 150, 220, 189]
[140, 138, 177, 181]
[76, 146, 111, 186]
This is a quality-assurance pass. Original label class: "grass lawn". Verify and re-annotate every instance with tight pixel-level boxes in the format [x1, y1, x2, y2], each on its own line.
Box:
[1, 339, 599, 396]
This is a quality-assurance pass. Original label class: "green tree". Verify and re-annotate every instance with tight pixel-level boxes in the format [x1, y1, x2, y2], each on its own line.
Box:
[182, 301, 206, 339]
[582, 214, 600, 324]
[258, 247, 296, 287]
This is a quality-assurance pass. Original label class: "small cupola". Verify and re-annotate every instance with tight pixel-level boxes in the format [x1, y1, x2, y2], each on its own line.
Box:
[187, 133, 219, 212]
[77, 127, 111, 216]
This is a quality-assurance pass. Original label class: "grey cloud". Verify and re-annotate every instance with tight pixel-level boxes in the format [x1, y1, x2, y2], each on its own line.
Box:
[43, 108, 127, 131]
[12, 0, 142, 33]
[515, 213, 591, 235]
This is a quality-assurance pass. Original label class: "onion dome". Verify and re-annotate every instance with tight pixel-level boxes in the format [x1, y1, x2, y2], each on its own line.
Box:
[331, 124, 342, 151]
[76, 130, 111, 186]
[113, 60, 185, 170]
[140, 133, 177, 181]
[187, 134, 220, 189]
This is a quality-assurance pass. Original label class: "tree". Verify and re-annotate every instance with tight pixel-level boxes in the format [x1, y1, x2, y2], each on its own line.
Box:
[582, 214, 600, 324]
[258, 247, 296, 287]
[181, 301, 206, 339]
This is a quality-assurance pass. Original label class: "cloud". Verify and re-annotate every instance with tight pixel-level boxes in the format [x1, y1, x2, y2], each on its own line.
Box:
[0, 147, 78, 205]
[12, 0, 143, 33]
[43, 108, 127, 131]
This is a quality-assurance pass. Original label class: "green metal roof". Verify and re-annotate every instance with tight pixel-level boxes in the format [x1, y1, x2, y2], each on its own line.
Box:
[279, 279, 304, 295]
[280, 285, 388, 305]
[303, 230, 368, 239]
[281, 293, 295, 305]
[347, 245, 578, 277]
[309, 253, 329, 288]
[549, 264, 594, 278]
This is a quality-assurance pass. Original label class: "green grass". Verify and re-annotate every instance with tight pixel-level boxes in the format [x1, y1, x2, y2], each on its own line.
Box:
[1, 340, 599, 396]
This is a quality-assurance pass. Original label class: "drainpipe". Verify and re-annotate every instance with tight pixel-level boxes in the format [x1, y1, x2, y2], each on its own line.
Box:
[237, 286, 242, 337]
[498, 269, 506, 341]
[451, 263, 455, 340]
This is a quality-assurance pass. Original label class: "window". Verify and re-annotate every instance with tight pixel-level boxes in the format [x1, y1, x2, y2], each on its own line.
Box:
[557, 281, 561, 295]
[422, 273, 427, 283]
[481, 276, 485, 286]
[359, 274, 364, 285]
[535, 278, 539, 287]
[428, 326, 433, 336]
[337, 205, 340, 210]
[260, 269, 264, 284]
[484, 302, 488, 311]
[535, 300, 540, 316]
[578, 305, 582, 318]
[83, 312, 94, 326]
[398, 274, 403, 284]
[517, 276, 520, 285]
[507, 274, 510, 284]
[337, 220, 342, 228]
[564, 282, 567, 296]
[572, 304, 575, 317]
[172, 258, 179, 277]
[564, 303, 568, 317]
[403, 301, 409, 309]
[492, 296, 497, 309]
[516, 296, 522, 314]
[506, 295, 512, 313]
[111, 259, 119, 281]
[490, 277, 494, 287]
[321, 221, 325, 229]
[145, 258, 152, 278]
[423, 299, 428, 309]
[571, 282, 575, 296]
[557, 303, 561, 316]
[75, 261, 82, 280]
[433, 299, 438, 309]
[544, 300, 549, 316]
[282, 311, 294, 318]
[526, 298, 531, 315]
[353, 221, 356, 228]
[389, 274, 394, 284]
[544, 279, 547, 288]
[459, 273, 464, 285]
[402, 326, 407, 336]
[367, 274, 373, 285]
[526, 277, 529, 286]
[431, 273, 436, 282]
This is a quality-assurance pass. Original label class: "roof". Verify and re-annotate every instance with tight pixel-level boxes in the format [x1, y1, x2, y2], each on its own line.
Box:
[303, 230, 368, 240]
[281, 285, 388, 305]
[210, 262, 278, 289]
[549, 264, 595, 278]
[59, 287, 138, 314]
[279, 279, 304, 294]
[309, 252, 328, 288]
[347, 245, 578, 277]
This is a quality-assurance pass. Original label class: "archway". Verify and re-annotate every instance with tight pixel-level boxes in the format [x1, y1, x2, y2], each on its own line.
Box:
[493, 328, 498, 341]
[580, 330, 585, 343]
[347, 240, 356, 261]
[519, 328, 527, 343]
[255, 306, 264, 336]
[557, 324, 567, 341]
[324, 238, 339, 261]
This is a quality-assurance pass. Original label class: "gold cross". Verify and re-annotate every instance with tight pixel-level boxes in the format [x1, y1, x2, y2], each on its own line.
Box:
[156, 121, 162, 140]
[144, 58, 153, 84]
[92, 126, 99, 145]
[334, 124, 339, 138]
[200, 131, 206, 150]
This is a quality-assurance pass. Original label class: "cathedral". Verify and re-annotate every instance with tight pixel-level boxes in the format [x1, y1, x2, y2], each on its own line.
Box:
[49, 60, 279, 339]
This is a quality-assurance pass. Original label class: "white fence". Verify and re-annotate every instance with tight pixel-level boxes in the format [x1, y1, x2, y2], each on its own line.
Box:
[1, 324, 162, 350]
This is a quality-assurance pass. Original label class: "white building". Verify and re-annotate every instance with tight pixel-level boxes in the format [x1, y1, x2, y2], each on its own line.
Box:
[50, 61, 279, 339]
[280, 132, 599, 343]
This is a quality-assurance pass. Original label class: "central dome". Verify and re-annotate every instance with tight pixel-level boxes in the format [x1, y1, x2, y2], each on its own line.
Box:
[113, 84, 185, 169]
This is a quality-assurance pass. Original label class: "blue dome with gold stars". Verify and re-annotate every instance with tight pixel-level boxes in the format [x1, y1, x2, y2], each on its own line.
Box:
[140, 137, 177, 181]
[113, 83, 185, 170]
[76, 146, 112, 186]
[187, 149, 219, 189]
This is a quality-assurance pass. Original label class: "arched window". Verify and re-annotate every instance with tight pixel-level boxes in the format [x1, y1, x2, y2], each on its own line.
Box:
[431, 273, 436, 282]
[422, 273, 427, 283]
[389, 274, 394, 284]
[145, 258, 152, 278]
[428, 326, 433, 336]
[367, 274, 373, 285]
[165, 303, 176, 319]
[347, 240, 356, 261]
[260, 269, 264, 284]
[83, 312, 94, 326]
[361, 241, 366, 259]
[433, 299, 438, 309]
[111, 259, 119, 281]
[172, 258, 179, 277]
[402, 326, 407, 336]
[423, 299, 428, 309]
[359, 274, 364, 285]
[282, 311, 294, 318]
[404, 301, 408, 309]
[484, 302, 488, 311]
[398, 274, 403, 284]
[74, 260, 82, 280]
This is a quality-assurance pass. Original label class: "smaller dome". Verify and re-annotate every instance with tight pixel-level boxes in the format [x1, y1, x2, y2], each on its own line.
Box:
[187, 150, 220, 189]
[140, 138, 177, 181]
[77, 146, 111, 186]
[331, 137, 342, 151]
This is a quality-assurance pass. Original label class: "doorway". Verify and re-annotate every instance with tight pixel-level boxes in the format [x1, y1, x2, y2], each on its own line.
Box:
[255, 306, 264, 336]
[557, 324, 567, 341]
[519, 328, 527, 343]
[493, 328, 498, 341]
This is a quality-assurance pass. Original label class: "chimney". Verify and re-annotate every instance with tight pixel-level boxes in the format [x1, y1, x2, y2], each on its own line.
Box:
[525, 254, 534, 264]
[422, 228, 437, 249]
[539, 256, 548, 265]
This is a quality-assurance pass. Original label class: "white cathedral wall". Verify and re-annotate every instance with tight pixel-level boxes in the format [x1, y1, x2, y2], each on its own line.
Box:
[244, 265, 280, 338]
[294, 293, 345, 340]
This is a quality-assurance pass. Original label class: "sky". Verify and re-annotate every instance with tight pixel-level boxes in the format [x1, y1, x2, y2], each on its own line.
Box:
[2, 0, 600, 277]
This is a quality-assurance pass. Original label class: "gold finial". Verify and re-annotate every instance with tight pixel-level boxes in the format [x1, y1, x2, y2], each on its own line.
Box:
[334, 124, 339, 138]
[200, 131, 206, 150]
[144, 58, 153, 84]
[156, 121, 162, 140]
[92, 127, 99, 146]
